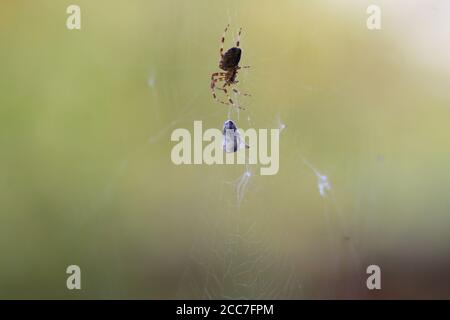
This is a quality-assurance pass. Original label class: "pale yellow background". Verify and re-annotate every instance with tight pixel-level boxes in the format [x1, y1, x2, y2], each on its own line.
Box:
[0, 0, 449, 298]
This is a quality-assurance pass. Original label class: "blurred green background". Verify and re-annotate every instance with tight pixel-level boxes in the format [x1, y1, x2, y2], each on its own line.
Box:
[1, 0, 450, 299]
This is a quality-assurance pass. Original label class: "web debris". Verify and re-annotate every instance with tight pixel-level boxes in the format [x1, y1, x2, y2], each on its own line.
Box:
[300, 154, 363, 289]
[221, 166, 253, 209]
[235, 166, 253, 208]
[276, 113, 287, 133]
[302, 157, 331, 198]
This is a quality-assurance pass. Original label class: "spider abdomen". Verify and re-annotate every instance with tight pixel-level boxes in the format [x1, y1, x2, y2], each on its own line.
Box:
[220, 47, 241, 70]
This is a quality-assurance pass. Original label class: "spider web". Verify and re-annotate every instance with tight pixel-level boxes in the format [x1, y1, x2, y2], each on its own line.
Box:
[177, 162, 303, 299]
[299, 152, 363, 292]
[179, 15, 307, 296]
[175, 97, 305, 299]
[140, 8, 362, 299]
[173, 10, 311, 299]
[106, 20, 362, 299]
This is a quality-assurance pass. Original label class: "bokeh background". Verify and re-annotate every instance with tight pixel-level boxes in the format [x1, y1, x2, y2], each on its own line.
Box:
[1, 0, 450, 299]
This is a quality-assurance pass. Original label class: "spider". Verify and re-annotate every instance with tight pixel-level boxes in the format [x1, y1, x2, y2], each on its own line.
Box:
[210, 24, 250, 110]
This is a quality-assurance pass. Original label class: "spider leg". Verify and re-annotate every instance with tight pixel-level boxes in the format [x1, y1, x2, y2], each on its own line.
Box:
[220, 24, 229, 58]
[210, 72, 227, 88]
[232, 88, 251, 97]
[211, 76, 228, 104]
[217, 86, 249, 98]
[211, 78, 245, 110]
[221, 87, 245, 110]
[236, 27, 242, 47]
[211, 72, 227, 79]
[223, 81, 238, 87]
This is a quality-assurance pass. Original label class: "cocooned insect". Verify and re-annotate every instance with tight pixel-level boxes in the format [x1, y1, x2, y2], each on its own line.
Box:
[222, 120, 249, 153]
